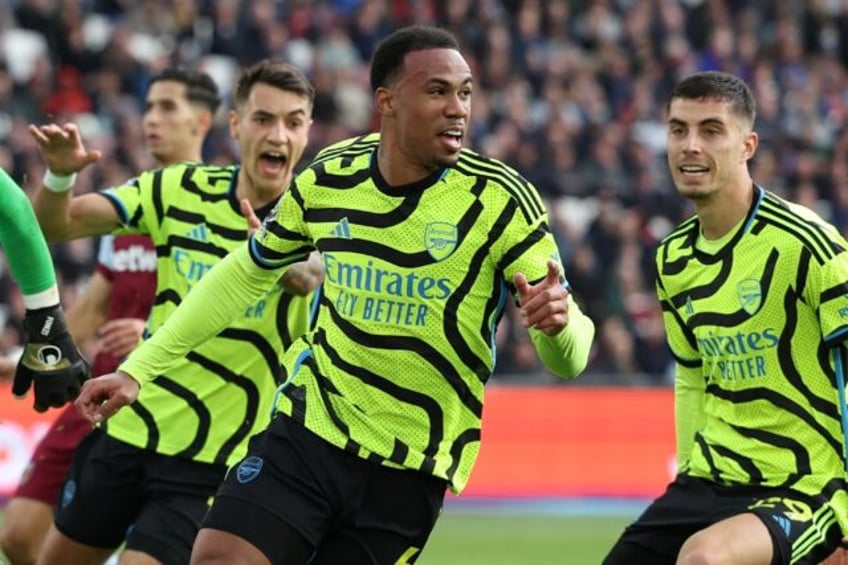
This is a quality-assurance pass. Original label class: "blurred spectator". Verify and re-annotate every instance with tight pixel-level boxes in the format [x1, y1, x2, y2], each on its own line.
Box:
[6, 0, 848, 386]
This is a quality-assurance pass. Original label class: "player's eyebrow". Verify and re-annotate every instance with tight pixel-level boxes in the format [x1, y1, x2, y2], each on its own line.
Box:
[285, 108, 308, 118]
[251, 108, 309, 121]
[426, 77, 473, 88]
[668, 117, 727, 128]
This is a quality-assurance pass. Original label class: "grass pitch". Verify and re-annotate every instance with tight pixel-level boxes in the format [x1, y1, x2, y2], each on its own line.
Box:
[419, 507, 633, 564]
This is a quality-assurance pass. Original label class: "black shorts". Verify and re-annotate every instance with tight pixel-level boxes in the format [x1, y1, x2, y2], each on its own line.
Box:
[55, 429, 228, 564]
[204, 414, 448, 564]
[604, 474, 843, 565]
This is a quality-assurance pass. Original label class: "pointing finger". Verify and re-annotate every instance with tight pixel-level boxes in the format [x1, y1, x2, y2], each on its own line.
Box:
[545, 260, 562, 286]
[240, 198, 262, 231]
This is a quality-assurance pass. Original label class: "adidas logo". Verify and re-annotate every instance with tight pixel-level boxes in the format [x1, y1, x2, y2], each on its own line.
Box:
[771, 515, 791, 537]
[185, 223, 210, 243]
[330, 218, 351, 239]
[684, 296, 694, 316]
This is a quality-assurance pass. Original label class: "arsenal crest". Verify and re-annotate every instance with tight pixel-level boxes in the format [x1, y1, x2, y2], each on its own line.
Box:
[424, 222, 458, 261]
[737, 279, 762, 315]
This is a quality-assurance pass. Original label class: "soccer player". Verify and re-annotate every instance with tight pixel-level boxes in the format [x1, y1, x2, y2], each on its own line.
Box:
[77, 25, 596, 564]
[26, 60, 317, 565]
[602, 71, 848, 564]
[0, 67, 222, 565]
[0, 168, 88, 414]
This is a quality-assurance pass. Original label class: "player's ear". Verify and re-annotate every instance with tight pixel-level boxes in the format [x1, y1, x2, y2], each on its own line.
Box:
[742, 130, 758, 162]
[375, 87, 394, 117]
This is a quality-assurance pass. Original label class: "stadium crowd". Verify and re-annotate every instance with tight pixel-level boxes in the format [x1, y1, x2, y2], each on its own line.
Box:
[1, 0, 847, 386]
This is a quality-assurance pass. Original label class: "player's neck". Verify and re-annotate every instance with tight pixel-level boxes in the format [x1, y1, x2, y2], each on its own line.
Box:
[237, 169, 291, 209]
[157, 149, 203, 166]
[375, 142, 439, 187]
[696, 181, 755, 240]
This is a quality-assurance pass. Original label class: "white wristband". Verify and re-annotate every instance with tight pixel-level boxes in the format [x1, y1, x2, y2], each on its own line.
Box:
[43, 169, 77, 192]
[22, 285, 60, 310]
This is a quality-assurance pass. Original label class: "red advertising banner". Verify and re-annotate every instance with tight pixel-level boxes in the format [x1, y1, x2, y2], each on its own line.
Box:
[0, 385, 675, 500]
[463, 386, 676, 498]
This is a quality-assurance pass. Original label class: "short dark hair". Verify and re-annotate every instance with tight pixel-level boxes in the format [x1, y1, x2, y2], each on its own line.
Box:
[667, 71, 756, 126]
[149, 67, 222, 114]
[370, 25, 461, 91]
[233, 60, 315, 109]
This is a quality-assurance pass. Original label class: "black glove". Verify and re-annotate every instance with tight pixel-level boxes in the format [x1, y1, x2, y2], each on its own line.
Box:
[14, 305, 90, 412]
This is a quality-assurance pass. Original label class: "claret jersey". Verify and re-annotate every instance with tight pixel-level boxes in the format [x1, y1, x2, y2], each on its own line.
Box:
[90, 234, 157, 377]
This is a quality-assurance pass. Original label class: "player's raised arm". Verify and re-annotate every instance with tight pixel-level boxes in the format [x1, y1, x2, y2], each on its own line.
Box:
[28, 122, 120, 241]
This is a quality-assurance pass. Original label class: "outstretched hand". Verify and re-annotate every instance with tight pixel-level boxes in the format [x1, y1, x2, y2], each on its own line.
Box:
[75, 371, 140, 425]
[514, 259, 569, 336]
[28, 123, 102, 175]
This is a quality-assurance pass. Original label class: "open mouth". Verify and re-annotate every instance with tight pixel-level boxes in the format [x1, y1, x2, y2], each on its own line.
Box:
[679, 165, 709, 176]
[259, 151, 288, 175]
[439, 129, 464, 152]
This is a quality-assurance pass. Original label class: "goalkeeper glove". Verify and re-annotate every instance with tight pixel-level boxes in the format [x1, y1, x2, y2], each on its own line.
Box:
[14, 305, 90, 412]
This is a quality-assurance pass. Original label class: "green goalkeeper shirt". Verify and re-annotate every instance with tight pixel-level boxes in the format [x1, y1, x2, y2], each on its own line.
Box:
[121, 134, 594, 493]
[100, 162, 312, 466]
[658, 185, 848, 535]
